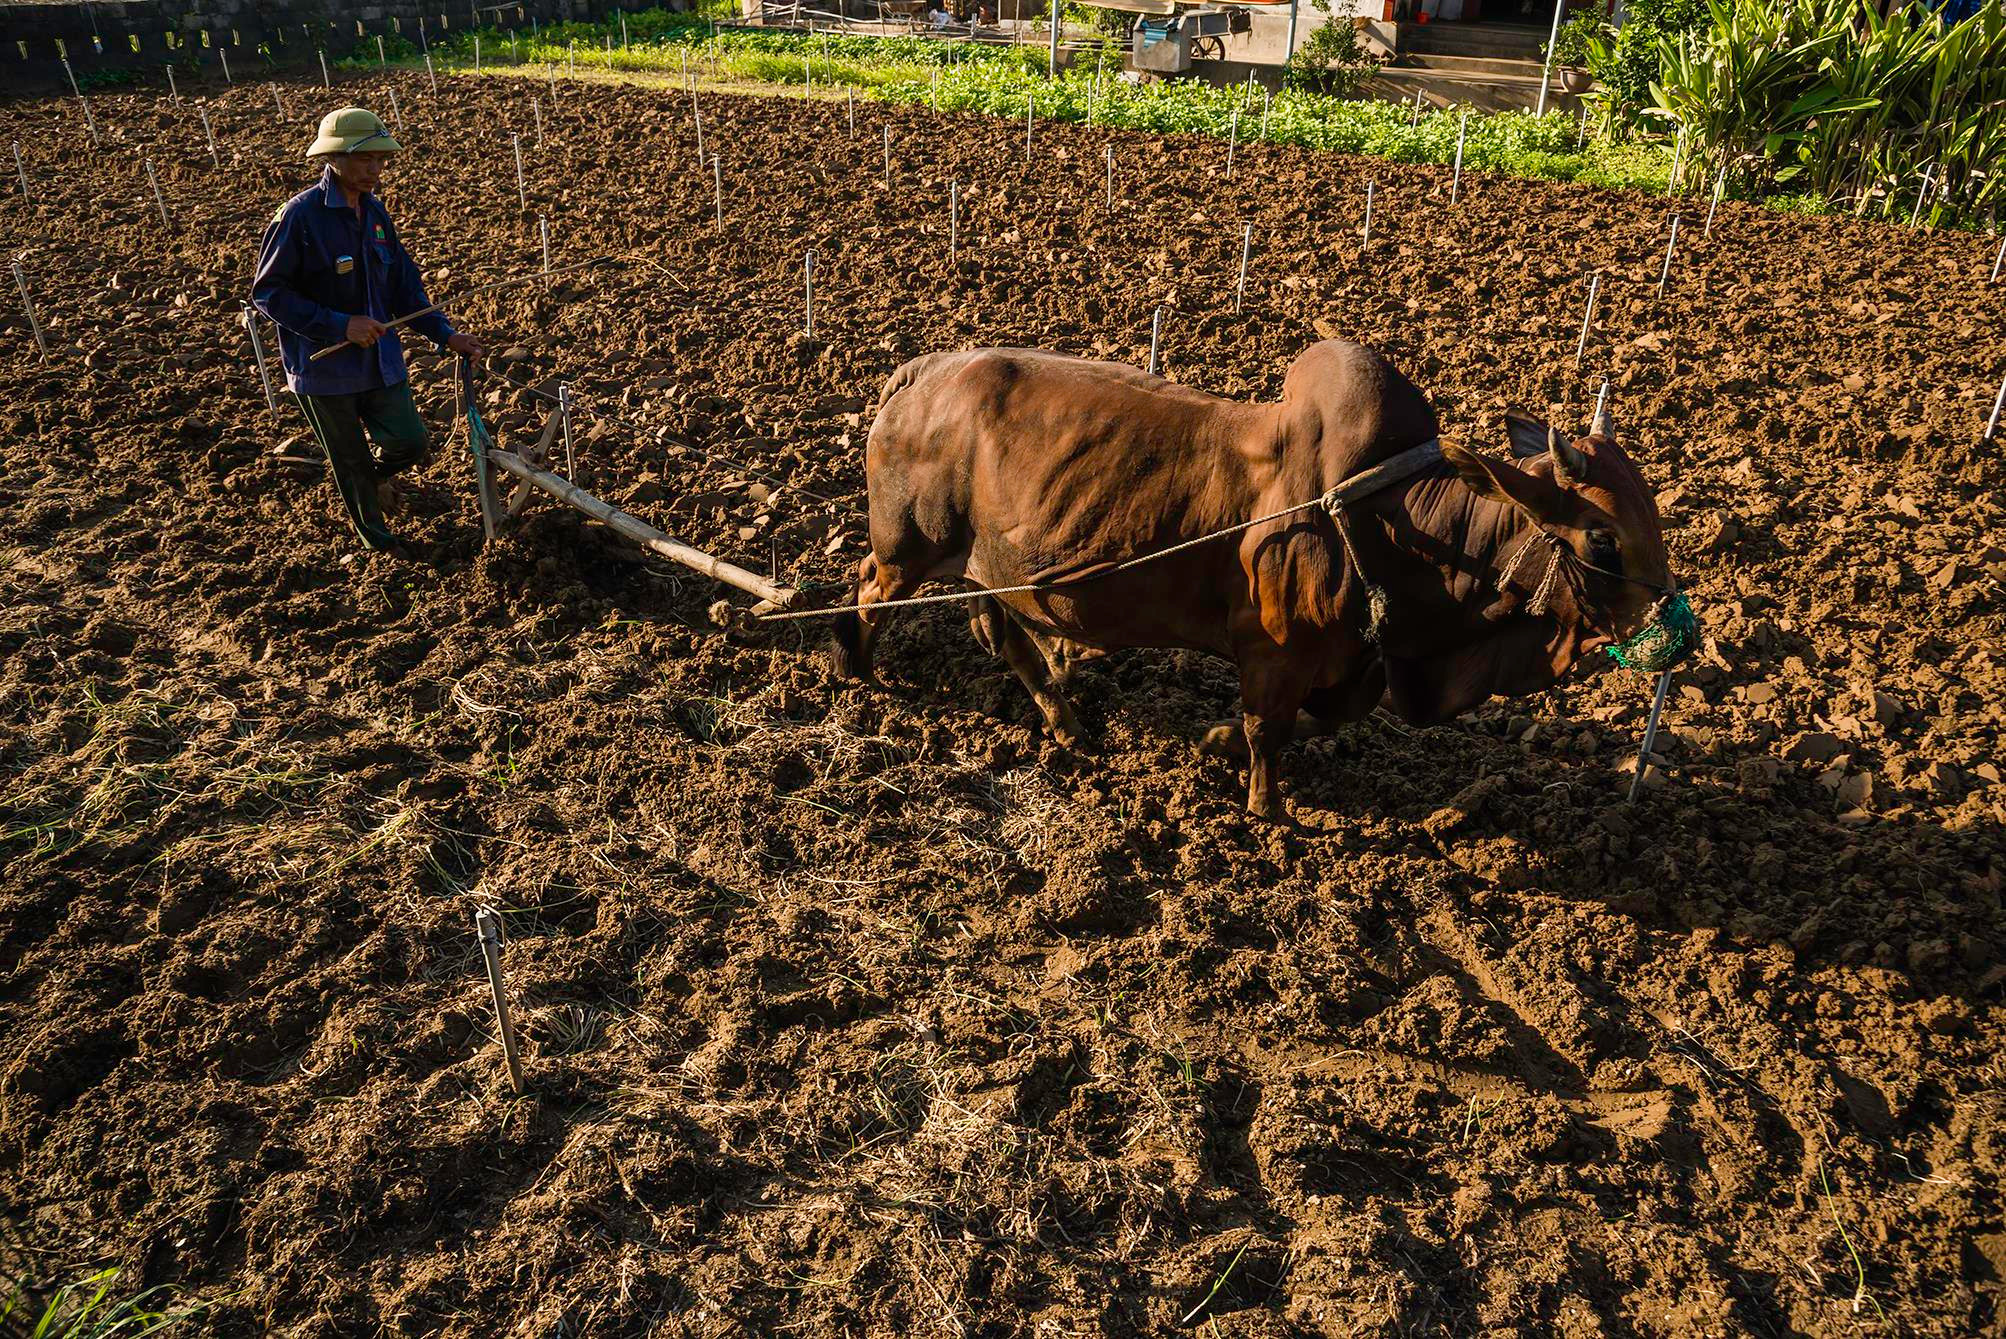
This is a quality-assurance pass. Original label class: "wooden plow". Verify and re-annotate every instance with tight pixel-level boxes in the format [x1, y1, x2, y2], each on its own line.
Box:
[458, 356, 798, 611]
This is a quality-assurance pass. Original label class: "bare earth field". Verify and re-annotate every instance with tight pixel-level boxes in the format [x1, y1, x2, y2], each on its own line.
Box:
[1, 70, 2003, 1336]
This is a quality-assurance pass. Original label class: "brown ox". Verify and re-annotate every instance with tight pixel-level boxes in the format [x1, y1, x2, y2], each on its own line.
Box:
[831, 340, 1678, 819]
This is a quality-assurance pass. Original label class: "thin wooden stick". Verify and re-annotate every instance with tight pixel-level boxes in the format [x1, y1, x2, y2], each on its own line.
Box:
[486, 449, 798, 606]
[474, 908, 527, 1096]
[11, 261, 50, 364]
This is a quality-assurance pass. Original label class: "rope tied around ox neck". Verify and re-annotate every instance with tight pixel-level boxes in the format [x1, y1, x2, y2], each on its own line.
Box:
[1495, 526, 1567, 618]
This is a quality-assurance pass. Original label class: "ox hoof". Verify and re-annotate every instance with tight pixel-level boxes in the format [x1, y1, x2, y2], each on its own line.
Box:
[1045, 724, 1084, 753]
[1247, 796, 1293, 826]
[1199, 723, 1249, 761]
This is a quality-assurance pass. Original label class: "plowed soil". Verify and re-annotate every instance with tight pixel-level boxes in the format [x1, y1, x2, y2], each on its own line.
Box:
[2, 69, 2003, 1337]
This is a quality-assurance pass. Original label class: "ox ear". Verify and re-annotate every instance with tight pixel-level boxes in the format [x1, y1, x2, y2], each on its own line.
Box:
[1442, 441, 1572, 525]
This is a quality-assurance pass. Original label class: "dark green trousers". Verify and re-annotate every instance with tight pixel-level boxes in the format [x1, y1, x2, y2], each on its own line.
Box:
[295, 381, 430, 550]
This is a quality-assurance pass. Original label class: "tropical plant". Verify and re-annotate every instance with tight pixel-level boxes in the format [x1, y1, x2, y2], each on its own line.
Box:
[1647, 0, 2006, 225]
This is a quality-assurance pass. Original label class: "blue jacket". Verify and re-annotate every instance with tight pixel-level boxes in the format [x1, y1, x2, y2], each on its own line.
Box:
[251, 167, 456, 397]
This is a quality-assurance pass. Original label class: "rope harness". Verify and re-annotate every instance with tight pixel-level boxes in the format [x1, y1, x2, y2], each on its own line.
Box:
[754, 435, 1697, 674]
[752, 438, 1451, 625]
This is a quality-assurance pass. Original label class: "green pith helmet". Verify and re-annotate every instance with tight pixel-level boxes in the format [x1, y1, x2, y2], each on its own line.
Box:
[306, 107, 403, 158]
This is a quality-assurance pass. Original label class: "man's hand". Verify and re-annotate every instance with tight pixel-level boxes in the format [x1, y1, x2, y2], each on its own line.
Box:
[446, 333, 486, 361]
[346, 314, 388, 347]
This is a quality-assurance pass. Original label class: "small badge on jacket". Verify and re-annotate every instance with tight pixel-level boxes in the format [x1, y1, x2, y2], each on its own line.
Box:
[335, 255, 355, 275]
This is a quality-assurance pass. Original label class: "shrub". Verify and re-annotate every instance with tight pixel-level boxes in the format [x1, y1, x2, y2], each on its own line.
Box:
[1284, 0, 1379, 96]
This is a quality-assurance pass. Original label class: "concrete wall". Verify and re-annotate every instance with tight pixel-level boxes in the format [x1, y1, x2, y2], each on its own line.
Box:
[1, 0, 623, 93]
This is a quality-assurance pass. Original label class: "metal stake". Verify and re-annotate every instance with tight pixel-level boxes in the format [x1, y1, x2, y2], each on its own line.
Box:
[426, 52, 439, 96]
[378, 34, 387, 68]
[882, 124, 891, 189]
[1025, 93, 1033, 159]
[1991, 235, 2006, 285]
[532, 96, 543, 149]
[713, 155, 724, 233]
[1148, 306, 1163, 376]
[511, 132, 526, 210]
[12, 142, 28, 199]
[145, 157, 169, 228]
[1703, 162, 1726, 237]
[803, 248, 816, 337]
[166, 63, 180, 105]
[474, 908, 527, 1096]
[1574, 271, 1600, 366]
[198, 103, 219, 166]
[1656, 214, 1680, 298]
[1450, 109, 1468, 204]
[11, 261, 50, 364]
[240, 303, 279, 414]
[1628, 667, 1672, 803]
[319, 48, 331, 89]
[694, 110, 703, 166]
[1909, 162, 1936, 229]
[387, 85, 405, 133]
[475, 36, 482, 75]
[272, 83, 285, 125]
[848, 85, 856, 137]
[539, 212, 551, 278]
[1105, 143, 1114, 210]
[1361, 180, 1374, 249]
[1261, 88, 1271, 139]
[1987, 369, 2006, 441]
[221, 48, 232, 83]
[948, 179, 958, 266]
[1234, 223, 1252, 313]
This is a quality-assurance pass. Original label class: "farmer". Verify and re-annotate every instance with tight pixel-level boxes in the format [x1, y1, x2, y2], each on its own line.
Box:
[251, 106, 485, 553]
